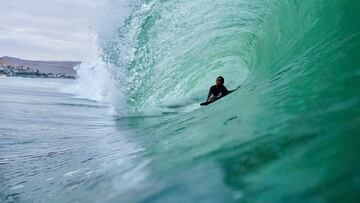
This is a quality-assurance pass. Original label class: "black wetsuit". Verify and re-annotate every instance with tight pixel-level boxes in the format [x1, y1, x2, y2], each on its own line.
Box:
[207, 85, 230, 101]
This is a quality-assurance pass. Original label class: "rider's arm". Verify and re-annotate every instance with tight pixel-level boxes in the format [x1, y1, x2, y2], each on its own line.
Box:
[207, 88, 212, 101]
[226, 85, 240, 94]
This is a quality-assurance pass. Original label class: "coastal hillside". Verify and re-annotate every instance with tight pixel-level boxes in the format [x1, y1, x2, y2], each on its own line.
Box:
[0, 56, 80, 76]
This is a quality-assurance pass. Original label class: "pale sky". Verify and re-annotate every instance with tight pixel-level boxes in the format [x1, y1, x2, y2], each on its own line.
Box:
[0, 0, 104, 61]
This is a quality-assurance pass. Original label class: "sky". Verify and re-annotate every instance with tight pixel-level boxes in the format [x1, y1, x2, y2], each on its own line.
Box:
[0, 0, 103, 61]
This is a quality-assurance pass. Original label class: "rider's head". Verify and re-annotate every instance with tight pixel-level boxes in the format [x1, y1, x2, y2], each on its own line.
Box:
[216, 76, 224, 87]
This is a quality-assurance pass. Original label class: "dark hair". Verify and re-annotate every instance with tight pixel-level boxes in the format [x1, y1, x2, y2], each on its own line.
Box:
[217, 76, 224, 82]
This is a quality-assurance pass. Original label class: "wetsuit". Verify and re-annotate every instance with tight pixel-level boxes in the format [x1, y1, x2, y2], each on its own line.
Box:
[207, 85, 230, 101]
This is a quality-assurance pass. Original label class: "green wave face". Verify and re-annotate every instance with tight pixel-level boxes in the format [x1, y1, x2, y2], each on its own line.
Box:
[105, 0, 360, 202]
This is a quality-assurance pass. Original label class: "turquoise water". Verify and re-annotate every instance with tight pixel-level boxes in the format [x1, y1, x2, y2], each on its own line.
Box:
[2, 0, 360, 202]
[105, 0, 360, 201]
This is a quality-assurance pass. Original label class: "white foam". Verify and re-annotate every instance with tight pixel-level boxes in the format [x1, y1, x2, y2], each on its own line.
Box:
[66, 61, 112, 101]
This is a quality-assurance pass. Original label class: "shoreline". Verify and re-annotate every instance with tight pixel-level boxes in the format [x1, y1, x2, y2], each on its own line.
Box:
[0, 74, 76, 80]
[0, 56, 79, 79]
[0, 67, 76, 79]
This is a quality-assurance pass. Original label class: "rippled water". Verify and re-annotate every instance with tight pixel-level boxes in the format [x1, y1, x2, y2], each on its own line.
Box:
[2, 0, 360, 202]
[0, 78, 149, 202]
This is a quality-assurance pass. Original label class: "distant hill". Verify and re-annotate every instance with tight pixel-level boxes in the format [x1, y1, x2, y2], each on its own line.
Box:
[0, 56, 80, 76]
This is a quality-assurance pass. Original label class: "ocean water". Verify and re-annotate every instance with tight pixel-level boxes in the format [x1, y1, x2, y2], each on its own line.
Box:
[2, 0, 360, 202]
